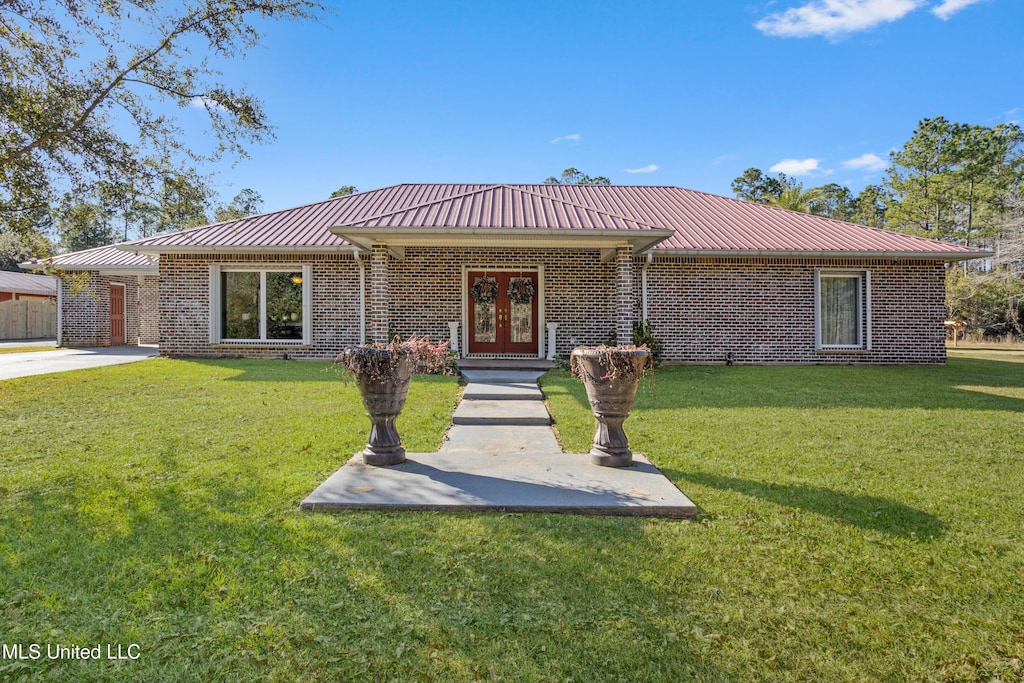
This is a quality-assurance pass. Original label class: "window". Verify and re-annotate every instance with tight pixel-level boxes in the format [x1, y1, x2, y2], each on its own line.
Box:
[815, 271, 870, 350]
[211, 265, 311, 344]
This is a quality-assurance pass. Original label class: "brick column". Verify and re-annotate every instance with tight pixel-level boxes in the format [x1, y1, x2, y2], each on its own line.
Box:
[616, 245, 633, 344]
[369, 243, 389, 343]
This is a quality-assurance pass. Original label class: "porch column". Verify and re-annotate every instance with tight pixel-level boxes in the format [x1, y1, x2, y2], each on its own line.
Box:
[369, 243, 389, 343]
[616, 245, 633, 344]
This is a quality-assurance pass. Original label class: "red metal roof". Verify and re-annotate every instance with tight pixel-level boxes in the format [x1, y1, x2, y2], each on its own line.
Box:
[27, 244, 158, 271]
[0, 270, 57, 296]
[118, 183, 986, 258]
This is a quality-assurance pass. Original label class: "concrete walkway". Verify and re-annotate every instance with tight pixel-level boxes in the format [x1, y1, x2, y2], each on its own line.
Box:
[0, 345, 159, 381]
[302, 371, 697, 518]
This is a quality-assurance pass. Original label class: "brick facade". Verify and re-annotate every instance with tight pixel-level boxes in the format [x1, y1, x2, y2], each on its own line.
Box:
[640, 256, 946, 364]
[158, 252, 362, 360]
[369, 244, 389, 344]
[150, 248, 947, 364]
[59, 272, 143, 347]
[139, 275, 159, 344]
[386, 247, 618, 357]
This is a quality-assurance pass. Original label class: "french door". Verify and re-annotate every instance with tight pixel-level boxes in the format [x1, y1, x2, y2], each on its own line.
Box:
[466, 270, 539, 355]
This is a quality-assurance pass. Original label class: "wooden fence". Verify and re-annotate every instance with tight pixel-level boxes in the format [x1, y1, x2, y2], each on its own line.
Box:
[0, 299, 57, 340]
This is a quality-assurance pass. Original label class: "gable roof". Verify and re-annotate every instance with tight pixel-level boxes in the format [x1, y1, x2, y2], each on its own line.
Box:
[0, 270, 57, 296]
[110, 183, 987, 260]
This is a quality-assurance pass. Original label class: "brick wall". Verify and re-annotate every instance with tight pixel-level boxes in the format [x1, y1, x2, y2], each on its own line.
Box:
[386, 247, 618, 357]
[154, 249, 947, 364]
[59, 271, 143, 347]
[139, 275, 159, 344]
[641, 256, 946, 364]
[158, 253, 361, 359]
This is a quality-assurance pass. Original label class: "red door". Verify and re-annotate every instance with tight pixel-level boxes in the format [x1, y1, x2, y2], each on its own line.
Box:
[467, 271, 539, 355]
[110, 284, 125, 345]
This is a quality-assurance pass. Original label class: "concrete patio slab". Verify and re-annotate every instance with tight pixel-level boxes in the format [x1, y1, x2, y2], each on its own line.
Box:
[462, 381, 543, 401]
[301, 451, 697, 518]
[452, 399, 551, 426]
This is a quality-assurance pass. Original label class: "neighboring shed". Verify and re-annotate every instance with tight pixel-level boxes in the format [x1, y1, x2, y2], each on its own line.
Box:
[0, 270, 56, 301]
[0, 271, 57, 340]
[21, 245, 159, 347]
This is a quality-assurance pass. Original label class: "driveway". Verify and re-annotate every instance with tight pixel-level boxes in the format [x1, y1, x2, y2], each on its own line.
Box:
[0, 345, 159, 381]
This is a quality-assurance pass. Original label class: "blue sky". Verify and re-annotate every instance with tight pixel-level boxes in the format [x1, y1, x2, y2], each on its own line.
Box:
[189, 0, 1022, 211]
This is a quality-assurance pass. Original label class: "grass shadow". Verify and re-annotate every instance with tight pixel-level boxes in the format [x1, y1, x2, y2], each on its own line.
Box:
[669, 470, 944, 540]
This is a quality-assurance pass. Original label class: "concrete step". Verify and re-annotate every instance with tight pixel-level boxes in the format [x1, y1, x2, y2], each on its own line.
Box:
[460, 369, 546, 384]
[462, 382, 543, 401]
[452, 399, 551, 426]
[458, 358, 555, 371]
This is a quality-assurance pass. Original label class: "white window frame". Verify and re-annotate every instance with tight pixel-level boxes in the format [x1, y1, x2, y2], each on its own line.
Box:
[815, 270, 871, 351]
[209, 264, 312, 345]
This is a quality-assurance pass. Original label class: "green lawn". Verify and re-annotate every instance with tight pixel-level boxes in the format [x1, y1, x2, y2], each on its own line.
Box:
[1, 355, 1023, 681]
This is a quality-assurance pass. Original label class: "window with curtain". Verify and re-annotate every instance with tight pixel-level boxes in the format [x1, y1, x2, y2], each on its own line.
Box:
[818, 273, 863, 348]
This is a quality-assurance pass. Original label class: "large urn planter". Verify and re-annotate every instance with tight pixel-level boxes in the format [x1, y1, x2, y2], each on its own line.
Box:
[341, 346, 414, 466]
[337, 336, 455, 466]
[570, 345, 652, 468]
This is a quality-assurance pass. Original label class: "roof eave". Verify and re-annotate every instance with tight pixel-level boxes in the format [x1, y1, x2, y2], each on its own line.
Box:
[118, 244, 357, 256]
[330, 226, 676, 252]
[651, 248, 992, 261]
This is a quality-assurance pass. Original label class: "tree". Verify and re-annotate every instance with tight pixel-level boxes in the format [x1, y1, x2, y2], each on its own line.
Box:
[852, 185, 890, 228]
[214, 188, 264, 222]
[810, 183, 856, 221]
[0, 0, 323, 234]
[157, 174, 211, 232]
[885, 117, 1024, 246]
[543, 168, 611, 185]
[330, 186, 358, 198]
[730, 168, 791, 204]
[767, 183, 825, 214]
[55, 192, 116, 252]
[0, 230, 53, 271]
[994, 193, 1024, 275]
[946, 268, 1024, 337]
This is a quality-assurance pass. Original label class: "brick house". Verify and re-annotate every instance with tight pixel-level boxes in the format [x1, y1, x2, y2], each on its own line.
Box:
[37, 184, 987, 363]
[23, 244, 159, 348]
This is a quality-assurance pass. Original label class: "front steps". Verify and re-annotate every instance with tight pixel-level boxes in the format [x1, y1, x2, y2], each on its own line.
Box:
[453, 374, 552, 426]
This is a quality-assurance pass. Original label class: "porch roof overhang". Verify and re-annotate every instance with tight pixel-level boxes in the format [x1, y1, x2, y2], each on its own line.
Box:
[329, 226, 676, 254]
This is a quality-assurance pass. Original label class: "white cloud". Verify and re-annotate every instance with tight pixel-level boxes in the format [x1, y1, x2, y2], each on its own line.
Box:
[756, 0, 923, 38]
[932, 0, 984, 20]
[769, 158, 821, 175]
[624, 164, 659, 174]
[712, 154, 737, 165]
[191, 96, 228, 112]
[551, 133, 581, 144]
[841, 152, 887, 172]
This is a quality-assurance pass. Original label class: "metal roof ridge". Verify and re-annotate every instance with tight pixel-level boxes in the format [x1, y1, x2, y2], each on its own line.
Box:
[491, 184, 661, 230]
[125, 188, 377, 246]
[332, 184, 508, 227]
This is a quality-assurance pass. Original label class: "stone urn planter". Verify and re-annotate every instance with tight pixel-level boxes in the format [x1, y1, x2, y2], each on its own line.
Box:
[337, 336, 454, 466]
[338, 345, 415, 466]
[570, 345, 653, 467]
